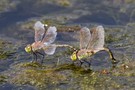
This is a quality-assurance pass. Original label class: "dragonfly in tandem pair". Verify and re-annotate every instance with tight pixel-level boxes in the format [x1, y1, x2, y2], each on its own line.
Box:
[70, 26, 118, 66]
[25, 21, 118, 65]
[25, 21, 72, 63]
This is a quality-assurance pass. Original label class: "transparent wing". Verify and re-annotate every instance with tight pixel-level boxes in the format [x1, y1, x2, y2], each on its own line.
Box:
[43, 44, 56, 55]
[34, 21, 45, 42]
[80, 27, 91, 49]
[42, 26, 57, 44]
[87, 26, 105, 50]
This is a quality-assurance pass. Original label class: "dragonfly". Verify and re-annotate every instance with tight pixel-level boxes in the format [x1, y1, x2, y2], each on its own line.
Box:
[25, 21, 57, 63]
[70, 26, 118, 66]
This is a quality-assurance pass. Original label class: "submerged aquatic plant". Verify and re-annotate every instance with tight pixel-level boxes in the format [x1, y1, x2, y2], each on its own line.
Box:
[0, 39, 15, 60]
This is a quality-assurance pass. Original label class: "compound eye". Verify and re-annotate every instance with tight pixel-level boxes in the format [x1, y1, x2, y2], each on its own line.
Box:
[28, 46, 30, 49]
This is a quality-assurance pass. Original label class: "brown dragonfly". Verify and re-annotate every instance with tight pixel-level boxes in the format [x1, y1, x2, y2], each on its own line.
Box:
[25, 21, 73, 63]
[25, 21, 58, 63]
[70, 26, 118, 66]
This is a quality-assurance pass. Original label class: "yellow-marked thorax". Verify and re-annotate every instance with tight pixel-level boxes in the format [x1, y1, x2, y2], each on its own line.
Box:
[77, 49, 93, 60]
[25, 44, 32, 53]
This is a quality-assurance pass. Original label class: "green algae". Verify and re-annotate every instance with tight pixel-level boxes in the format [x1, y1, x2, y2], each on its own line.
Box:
[2, 58, 135, 89]
[18, 62, 44, 68]
[10, 69, 66, 88]
[64, 70, 122, 90]
[53, 0, 71, 7]
[55, 64, 92, 74]
[0, 0, 16, 12]
[111, 61, 135, 77]
[0, 39, 16, 60]
[2, 62, 92, 89]
[7, 63, 67, 89]
[125, 0, 135, 3]
[0, 75, 7, 84]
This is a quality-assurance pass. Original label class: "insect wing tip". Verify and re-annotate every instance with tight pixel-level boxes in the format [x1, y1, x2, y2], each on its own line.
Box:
[50, 26, 57, 32]
[97, 25, 104, 30]
[48, 26, 57, 35]
[34, 21, 44, 30]
[81, 27, 89, 31]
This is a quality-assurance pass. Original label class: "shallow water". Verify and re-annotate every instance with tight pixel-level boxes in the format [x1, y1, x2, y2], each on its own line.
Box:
[0, 0, 135, 90]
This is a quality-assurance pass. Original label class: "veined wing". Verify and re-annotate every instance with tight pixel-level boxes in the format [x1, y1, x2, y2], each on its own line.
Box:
[87, 26, 104, 50]
[80, 27, 91, 49]
[34, 21, 45, 42]
[43, 44, 56, 55]
[42, 26, 57, 44]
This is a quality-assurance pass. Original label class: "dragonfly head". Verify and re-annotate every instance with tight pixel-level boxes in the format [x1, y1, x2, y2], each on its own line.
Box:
[25, 44, 32, 53]
[70, 50, 78, 61]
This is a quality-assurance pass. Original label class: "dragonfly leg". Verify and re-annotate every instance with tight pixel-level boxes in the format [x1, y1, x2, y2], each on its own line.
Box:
[104, 47, 119, 64]
[79, 60, 84, 66]
[36, 52, 44, 64]
[33, 52, 37, 62]
[83, 60, 91, 67]
[73, 60, 84, 67]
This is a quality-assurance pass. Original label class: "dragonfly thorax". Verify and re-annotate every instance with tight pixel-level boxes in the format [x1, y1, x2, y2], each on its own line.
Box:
[71, 49, 93, 61]
[77, 49, 93, 60]
[31, 41, 44, 52]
